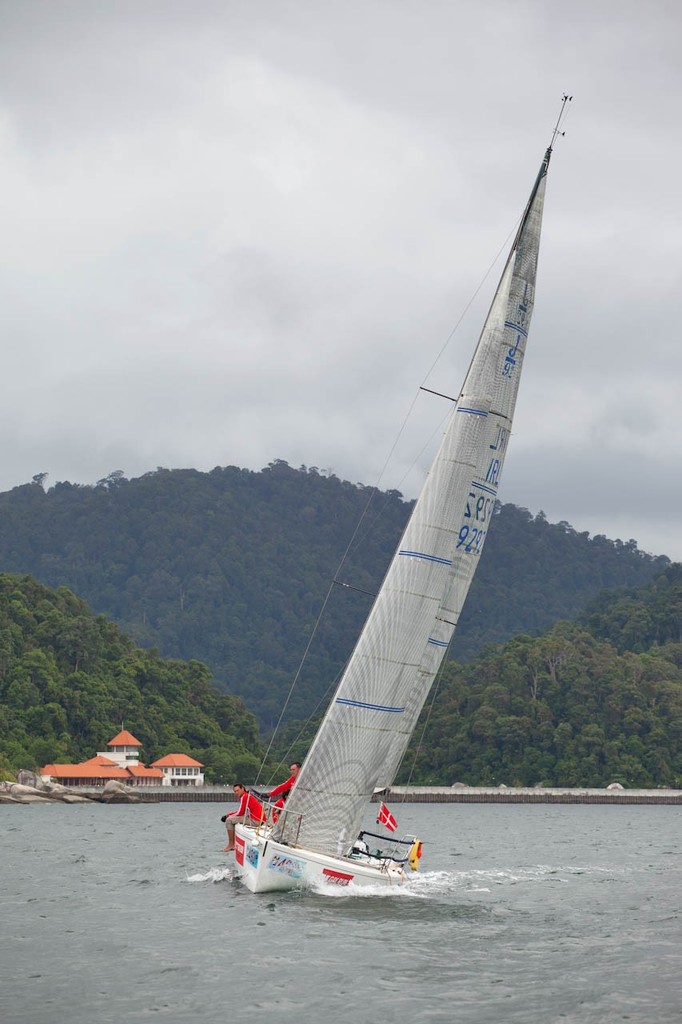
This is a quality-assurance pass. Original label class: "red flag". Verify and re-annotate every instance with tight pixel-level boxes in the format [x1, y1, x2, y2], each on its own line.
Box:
[376, 802, 397, 832]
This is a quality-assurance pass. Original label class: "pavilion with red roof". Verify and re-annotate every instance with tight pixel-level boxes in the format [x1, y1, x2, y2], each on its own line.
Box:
[97, 730, 144, 768]
[151, 754, 205, 787]
[40, 731, 204, 788]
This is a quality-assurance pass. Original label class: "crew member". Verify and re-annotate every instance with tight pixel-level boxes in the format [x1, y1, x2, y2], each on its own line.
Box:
[223, 783, 265, 852]
[269, 761, 302, 811]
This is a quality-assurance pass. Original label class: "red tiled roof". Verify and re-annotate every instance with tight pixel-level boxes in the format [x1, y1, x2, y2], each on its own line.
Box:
[151, 754, 204, 768]
[127, 765, 164, 778]
[107, 730, 142, 746]
[41, 764, 130, 779]
[82, 755, 118, 767]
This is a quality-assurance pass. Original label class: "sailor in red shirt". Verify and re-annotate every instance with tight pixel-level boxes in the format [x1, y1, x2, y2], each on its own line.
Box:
[223, 783, 265, 852]
[269, 761, 301, 812]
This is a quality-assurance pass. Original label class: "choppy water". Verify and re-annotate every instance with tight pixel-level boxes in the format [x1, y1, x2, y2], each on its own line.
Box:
[2, 802, 680, 1023]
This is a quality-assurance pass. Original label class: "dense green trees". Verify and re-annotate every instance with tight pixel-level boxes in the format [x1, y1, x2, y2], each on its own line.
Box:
[0, 463, 668, 728]
[399, 567, 682, 787]
[272, 567, 682, 789]
[2, 560, 682, 788]
[0, 574, 262, 780]
[0, 462, 679, 788]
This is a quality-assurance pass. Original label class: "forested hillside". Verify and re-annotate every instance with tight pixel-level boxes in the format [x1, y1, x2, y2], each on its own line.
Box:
[278, 566, 682, 788]
[0, 574, 262, 781]
[3, 566, 682, 788]
[0, 462, 669, 728]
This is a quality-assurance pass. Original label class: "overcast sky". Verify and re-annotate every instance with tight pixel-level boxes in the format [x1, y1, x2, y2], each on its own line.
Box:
[1, 0, 681, 559]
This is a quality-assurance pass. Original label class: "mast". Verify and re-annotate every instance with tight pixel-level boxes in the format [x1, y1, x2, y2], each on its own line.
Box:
[279, 140, 555, 857]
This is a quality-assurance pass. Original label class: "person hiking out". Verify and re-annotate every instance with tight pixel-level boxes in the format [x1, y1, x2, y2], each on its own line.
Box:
[222, 783, 265, 852]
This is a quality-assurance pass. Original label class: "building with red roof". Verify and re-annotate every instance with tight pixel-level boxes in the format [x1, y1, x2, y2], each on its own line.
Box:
[96, 730, 143, 769]
[107, 730, 142, 747]
[151, 754, 205, 787]
[126, 764, 165, 784]
[83, 755, 119, 767]
[40, 762, 131, 786]
[40, 732, 203, 787]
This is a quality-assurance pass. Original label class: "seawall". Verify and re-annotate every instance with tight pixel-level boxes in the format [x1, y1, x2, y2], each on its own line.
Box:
[386, 786, 682, 805]
[42, 785, 682, 805]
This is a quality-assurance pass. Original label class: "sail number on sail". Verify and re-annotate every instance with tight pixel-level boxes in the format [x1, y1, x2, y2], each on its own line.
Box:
[502, 291, 530, 378]
[456, 415, 513, 554]
[458, 490, 494, 554]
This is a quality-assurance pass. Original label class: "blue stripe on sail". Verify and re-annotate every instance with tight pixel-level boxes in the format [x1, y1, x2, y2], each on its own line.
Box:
[456, 406, 488, 417]
[399, 550, 453, 566]
[470, 481, 498, 496]
[335, 698, 406, 713]
[427, 637, 449, 647]
[504, 320, 528, 337]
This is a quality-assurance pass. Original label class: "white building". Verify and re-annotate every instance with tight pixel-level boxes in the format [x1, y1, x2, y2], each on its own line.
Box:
[96, 729, 142, 768]
[41, 732, 204, 787]
[151, 754, 205, 786]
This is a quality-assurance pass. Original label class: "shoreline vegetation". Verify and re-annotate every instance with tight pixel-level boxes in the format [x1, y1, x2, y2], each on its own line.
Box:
[3, 779, 681, 805]
[4, 566, 682, 792]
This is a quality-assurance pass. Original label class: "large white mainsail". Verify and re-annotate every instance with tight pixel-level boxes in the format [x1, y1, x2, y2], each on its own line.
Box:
[278, 146, 552, 858]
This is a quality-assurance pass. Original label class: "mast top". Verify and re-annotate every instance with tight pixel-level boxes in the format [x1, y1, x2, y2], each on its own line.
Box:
[549, 93, 573, 151]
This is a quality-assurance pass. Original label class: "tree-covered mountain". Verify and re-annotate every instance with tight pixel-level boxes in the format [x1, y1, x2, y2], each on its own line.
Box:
[0, 574, 262, 781]
[579, 567, 682, 653]
[3, 565, 682, 788]
[0, 462, 669, 728]
[277, 566, 682, 789]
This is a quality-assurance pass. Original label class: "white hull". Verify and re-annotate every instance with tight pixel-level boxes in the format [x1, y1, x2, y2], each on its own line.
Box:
[233, 823, 406, 893]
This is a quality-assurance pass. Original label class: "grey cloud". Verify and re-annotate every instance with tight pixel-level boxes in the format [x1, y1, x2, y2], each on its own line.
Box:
[1, 0, 682, 560]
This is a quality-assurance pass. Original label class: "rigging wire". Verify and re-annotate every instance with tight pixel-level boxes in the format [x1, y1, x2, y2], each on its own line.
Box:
[257, 207, 522, 782]
[396, 97, 574, 792]
[257, 100, 572, 786]
[262, 666, 346, 786]
[256, 577, 339, 785]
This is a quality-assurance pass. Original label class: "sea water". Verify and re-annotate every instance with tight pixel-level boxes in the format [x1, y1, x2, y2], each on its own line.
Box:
[1, 802, 680, 1023]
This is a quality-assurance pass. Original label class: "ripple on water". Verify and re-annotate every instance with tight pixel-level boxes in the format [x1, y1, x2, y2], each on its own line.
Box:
[3, 802, 681, 1024]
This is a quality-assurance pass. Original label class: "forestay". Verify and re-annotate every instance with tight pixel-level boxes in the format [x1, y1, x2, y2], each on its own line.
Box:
[278, 148, 552, 858]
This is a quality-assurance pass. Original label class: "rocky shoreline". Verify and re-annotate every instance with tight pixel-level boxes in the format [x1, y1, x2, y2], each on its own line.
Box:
[0, 777, 141, 804]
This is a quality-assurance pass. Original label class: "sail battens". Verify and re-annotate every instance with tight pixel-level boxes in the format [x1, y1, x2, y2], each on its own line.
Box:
[470, 481, 498, 496]
[427, 637, 450, 648]
[398, 550, 453, 565]
[334, 698, 406, 713]
[456, 406, 488, 417]
[504, 320, 529, 336]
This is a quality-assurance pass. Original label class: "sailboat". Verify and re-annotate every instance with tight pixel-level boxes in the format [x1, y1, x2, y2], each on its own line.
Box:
[233, 115, 564, 893]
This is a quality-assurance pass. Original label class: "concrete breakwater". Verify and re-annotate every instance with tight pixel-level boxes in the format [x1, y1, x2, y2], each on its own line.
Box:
[128, 785, 682, 805]
[387, 785, 682, 805]
[3, 781, 680, 805]
[148, 785, 682, 805]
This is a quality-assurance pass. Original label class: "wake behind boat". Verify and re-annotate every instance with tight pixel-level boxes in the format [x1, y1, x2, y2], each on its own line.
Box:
[233, 102, 569, 894]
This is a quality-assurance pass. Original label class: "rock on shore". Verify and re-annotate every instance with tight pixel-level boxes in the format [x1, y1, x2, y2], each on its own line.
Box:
[100, 780, 141, 803]
[0, 773, 141, 804]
